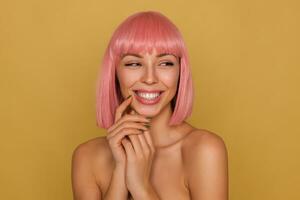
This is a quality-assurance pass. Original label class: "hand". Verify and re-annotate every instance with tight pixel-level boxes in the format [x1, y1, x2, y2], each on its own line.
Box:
[121, 109, 156, 198]
[106, 95, 151, 167]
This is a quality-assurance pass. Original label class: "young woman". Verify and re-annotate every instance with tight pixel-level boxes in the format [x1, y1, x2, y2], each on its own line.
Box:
[72, 11, 228, 200]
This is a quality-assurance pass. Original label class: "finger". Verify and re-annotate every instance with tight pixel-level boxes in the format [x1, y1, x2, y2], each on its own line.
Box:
[121, 137, 135, 160]
[107, 128, 143, 141]
[137, 133, 151, 156]
[107, 129, 144, 149]
[107, 121, 148, 138]
[143, 130, 156, 153]
[128, 134, 144, 157]
[114, 95, 133, 123]
[107, 114, 150, 133]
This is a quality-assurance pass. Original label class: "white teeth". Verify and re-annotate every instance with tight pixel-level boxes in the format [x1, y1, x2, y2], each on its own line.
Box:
[136, 92, 160, 100]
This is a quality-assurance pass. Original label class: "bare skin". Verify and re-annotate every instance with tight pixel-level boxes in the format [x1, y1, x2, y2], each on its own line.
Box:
[72, 49, 228, 200]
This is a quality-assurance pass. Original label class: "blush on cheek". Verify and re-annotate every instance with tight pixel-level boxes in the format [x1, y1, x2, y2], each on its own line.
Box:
[159, 72, 179, 88]
[117, 70, 142, 93]
[119, 75, 136, 86]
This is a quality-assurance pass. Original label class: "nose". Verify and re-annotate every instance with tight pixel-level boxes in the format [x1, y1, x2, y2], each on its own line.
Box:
[142, 65, 159, 84]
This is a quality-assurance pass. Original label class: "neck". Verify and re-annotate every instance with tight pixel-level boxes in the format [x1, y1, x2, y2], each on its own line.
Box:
[147, 103, 178, 148]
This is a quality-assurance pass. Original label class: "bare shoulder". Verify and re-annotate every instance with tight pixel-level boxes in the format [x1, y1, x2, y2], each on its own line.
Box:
[182, 128, 228, 199]
[72, 136, 112, 165]
[72, 135, 114, 174]
[71, 136, 113, 199]
[182, 128, 228, 158]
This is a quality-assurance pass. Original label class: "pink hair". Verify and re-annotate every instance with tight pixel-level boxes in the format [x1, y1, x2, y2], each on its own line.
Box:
[96, 11, 194, 129]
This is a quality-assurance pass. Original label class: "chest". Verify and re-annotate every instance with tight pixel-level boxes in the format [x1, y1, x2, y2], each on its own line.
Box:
[149, 151, 190, 200]
[99, 149, 190, 200]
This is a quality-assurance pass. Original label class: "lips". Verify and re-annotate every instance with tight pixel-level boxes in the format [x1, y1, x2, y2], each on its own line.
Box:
[133, 89, 164, 105]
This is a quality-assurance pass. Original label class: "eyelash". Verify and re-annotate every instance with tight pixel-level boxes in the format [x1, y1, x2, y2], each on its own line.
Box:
[124, 62, 174, 67]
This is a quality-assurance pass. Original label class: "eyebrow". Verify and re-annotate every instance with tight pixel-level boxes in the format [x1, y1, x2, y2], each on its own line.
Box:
[121, 53, 178, 59]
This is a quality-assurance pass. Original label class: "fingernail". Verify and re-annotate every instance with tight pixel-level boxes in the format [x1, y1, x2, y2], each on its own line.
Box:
[126, 95, 132, 100]
[144, 123, 151, 128]
[145, 125, 151, 129]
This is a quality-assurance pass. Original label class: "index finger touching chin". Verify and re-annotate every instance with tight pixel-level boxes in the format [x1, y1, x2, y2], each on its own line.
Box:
[114, 95, 132, 122]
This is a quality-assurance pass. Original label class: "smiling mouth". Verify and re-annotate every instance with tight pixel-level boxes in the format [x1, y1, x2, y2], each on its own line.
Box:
[134, 90, 163, 99]
[133, 90, 164, 105]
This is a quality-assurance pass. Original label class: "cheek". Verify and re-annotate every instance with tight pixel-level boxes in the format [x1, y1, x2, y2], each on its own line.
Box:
[117, 70, 141, 90]
[159, 70, 179, 90]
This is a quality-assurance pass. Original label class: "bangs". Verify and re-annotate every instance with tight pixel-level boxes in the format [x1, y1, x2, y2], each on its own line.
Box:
[110, 12, 184, 63]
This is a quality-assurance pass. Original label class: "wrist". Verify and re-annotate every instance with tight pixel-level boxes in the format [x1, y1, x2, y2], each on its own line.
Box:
[133, 184, 160, 200]
[103, 164, 127, 200]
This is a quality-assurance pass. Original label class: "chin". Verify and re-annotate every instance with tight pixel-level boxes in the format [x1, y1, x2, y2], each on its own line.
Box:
[133, 106, 161, 117]
[132, 100, 171, 118]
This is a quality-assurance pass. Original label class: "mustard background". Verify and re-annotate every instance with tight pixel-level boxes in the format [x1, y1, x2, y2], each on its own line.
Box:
[1, 0, 299, 199]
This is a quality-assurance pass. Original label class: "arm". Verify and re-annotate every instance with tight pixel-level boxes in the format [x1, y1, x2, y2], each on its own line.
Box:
[186, 132, 228, 200]
[71, 144, 101, 200]
[103, 164, 128, 200]
[71, 142, 129, 200]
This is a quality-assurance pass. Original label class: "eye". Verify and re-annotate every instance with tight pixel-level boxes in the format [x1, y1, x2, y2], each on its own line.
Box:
[160, 62, 174, 66]
[124, 62, 141, 67]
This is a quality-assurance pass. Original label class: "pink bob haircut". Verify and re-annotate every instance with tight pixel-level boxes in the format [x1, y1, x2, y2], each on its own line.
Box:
[96, 11, 194, 129]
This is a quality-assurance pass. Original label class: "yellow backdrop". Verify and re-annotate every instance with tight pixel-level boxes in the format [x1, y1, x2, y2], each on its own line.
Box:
[1, 0, 299, 199]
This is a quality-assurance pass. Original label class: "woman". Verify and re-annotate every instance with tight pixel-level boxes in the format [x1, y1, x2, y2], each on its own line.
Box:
[72, 11, 228, 200]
